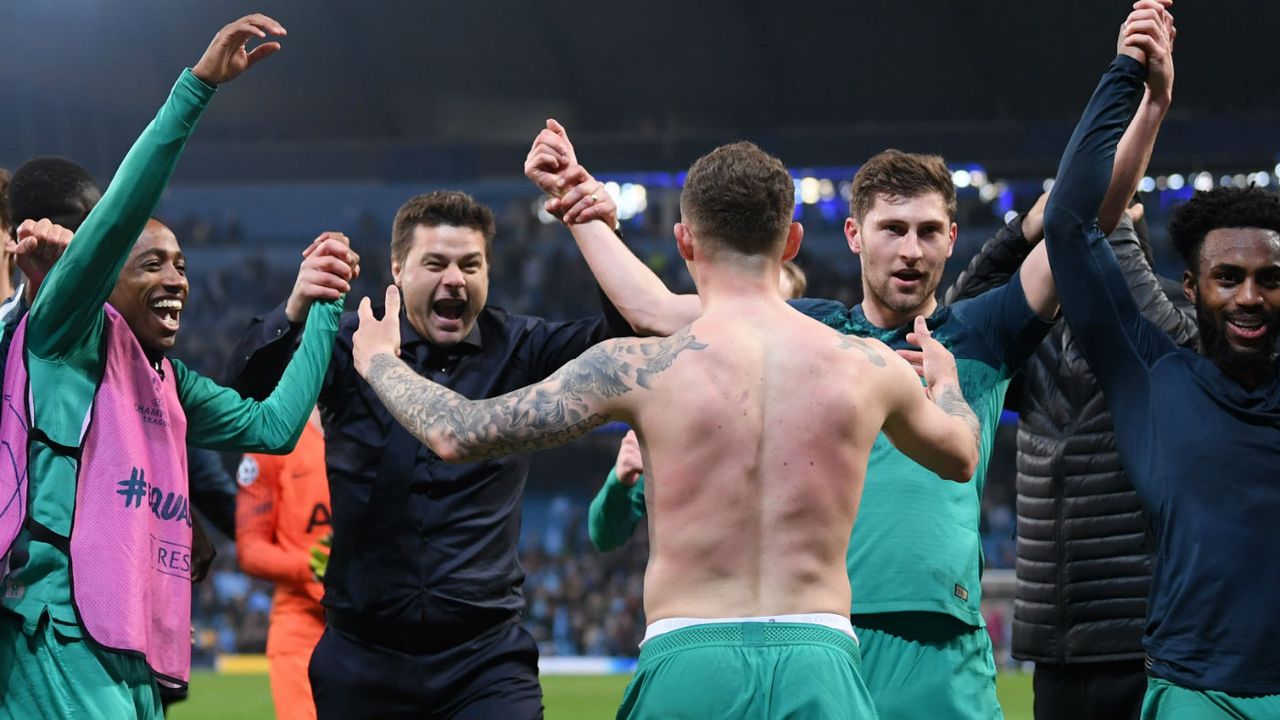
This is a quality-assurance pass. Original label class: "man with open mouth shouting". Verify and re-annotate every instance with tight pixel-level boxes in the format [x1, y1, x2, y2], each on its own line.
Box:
[226, 190, 633, 717]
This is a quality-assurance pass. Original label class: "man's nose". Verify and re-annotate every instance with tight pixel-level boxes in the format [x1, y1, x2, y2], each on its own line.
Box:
[1236, 278, 1263, 308]
[441, 264, 465, 286]
[900, 233, 924, 262]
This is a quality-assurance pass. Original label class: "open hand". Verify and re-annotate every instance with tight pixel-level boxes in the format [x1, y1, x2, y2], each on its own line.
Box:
[353, 284, 403, 378]
[903, 316, 960, 399]
[192, 14, 287, 86]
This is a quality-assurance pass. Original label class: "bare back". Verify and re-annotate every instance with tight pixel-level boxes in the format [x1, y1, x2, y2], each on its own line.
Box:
[626, 301, 907, 621]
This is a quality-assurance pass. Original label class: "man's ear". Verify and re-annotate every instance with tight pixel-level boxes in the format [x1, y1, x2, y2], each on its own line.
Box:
[675, 222, 695, 262]
[844, 217, 862, 255]
[1182, 270, 1198, 304]
[781, 222, 804, 261]
[945, 221, 958, 259]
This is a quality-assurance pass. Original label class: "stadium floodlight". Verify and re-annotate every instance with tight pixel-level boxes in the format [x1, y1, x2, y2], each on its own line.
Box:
[1194, 172, 1214, 191]
[1167, 173, 1185, 190]
[1139, 176, 1155, 193]
[952, 169, 971, 189]
[799, 177, 820, 205]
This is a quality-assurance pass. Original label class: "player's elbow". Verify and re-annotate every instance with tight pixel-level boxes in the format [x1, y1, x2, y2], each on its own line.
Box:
[946, 439, 980, 482]
[431, 433, 467, 463]
[1042, 202, 1087, 245]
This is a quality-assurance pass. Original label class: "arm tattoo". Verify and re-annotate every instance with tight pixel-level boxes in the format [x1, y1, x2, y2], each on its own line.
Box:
[836, 336, 886, 366]
[364, 328, 708, 461]
[934, 382, 981, 448]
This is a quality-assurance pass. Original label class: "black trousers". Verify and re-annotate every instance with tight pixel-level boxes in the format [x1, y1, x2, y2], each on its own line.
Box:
[309, 618, 544, 720]
[1033, 660, 1147, 720]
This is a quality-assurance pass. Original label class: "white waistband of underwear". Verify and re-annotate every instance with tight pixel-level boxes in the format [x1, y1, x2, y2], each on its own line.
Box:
[640, 613, 857, 648]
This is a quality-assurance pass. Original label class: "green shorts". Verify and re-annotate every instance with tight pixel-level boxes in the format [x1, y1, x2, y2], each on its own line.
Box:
[617, 621, 877, 719]
[852, 612, 1003, 720]
[0, 610, 162, 720]
[1142, 677, 1280, 719]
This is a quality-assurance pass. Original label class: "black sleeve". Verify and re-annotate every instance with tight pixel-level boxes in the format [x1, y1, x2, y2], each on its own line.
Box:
[525, 314, 629, 380]
[1042, 55, 1177, 414]
[223, 302, 303, 401]
[187, 446, 237, 538]
[945, 213, 1034, 305]
[1109, 218, 1199, 350]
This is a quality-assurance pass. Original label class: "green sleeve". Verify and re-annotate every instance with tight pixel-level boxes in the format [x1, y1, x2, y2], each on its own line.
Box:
[587, 470, 647, 552]
[178, 298, 341, 453]
[27, 69, 216, 361]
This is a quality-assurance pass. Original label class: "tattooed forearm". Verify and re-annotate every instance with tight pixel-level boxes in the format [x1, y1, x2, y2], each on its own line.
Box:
[364, 328, 707, 462]
[837, 336, 886, 366]
[934, 382, 980, 448]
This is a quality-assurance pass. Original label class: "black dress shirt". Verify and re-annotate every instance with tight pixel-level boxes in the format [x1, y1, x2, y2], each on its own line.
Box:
[226, 301, 629, 641]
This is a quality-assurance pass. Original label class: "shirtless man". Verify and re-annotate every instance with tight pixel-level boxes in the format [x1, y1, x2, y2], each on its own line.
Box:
[350, 141, 980, 718]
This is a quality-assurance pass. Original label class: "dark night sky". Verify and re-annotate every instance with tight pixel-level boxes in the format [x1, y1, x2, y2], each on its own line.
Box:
[2, 1, 1275, 181]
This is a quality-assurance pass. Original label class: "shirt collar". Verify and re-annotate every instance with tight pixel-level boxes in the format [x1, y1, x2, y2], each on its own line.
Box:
[398, 307, 484, 353]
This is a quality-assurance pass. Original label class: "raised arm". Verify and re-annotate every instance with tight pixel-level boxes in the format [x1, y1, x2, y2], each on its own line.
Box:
[525, 120, 701, 336]
[968, 51, 1170, 321]
[179, 296, 342, 453]
[878, 318, 980, 482]
[1042, 3, 1179, 400]
[27, 15, 285, 360]
[946, 197, 1043, 305]
[587, 430, 648, 552]
[352, 285, 706, 462]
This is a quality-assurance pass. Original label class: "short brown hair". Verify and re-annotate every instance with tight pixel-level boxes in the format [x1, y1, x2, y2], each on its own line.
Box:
[681, 142, 795, 256]
[391, 191, 496, 265]
[849, 149, 956, 222]
[781, 260, 806, 299]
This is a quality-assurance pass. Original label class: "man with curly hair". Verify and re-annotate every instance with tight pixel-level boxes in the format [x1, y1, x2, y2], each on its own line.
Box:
[1043, 5, 1280, 716]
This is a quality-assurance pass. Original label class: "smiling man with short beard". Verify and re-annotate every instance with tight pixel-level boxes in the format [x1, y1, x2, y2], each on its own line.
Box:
[1169, 188, 1280, 388]
[1043, 7, 1280, 714]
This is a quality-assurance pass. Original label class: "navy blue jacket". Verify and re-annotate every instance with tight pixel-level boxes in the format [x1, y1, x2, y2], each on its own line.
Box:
[1044, 55, 1280, 695]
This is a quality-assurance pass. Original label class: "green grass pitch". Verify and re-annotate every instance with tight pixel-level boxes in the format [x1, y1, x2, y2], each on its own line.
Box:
[169, 670, 1034, 719]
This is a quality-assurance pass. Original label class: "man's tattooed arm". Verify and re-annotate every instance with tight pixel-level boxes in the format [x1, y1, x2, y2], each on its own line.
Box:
[931, 381, 981, 451]
[362, 329, 707, 462]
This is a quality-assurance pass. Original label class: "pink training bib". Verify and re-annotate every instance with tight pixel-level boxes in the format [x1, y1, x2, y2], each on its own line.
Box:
[0, 306, 193, 686]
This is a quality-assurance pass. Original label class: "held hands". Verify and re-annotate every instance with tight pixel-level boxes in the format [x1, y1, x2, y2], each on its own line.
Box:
[614, 430, 644, 487]
[524, 119, 619, 228]
[192, 14, 287, 86]
[1118, 0, 1175, 101]
[897, 316, 961, 399]
[285, 232, 361, 323]
[353, 284, 402, 378]
[11, 219, 74, 301]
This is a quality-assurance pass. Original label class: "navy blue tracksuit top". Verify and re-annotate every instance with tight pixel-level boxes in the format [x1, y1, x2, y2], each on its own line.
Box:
[1044, 55, 1280, 696]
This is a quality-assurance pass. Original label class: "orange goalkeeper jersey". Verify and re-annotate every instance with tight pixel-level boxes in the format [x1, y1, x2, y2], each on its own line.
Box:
[236, 420, 331, 650]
